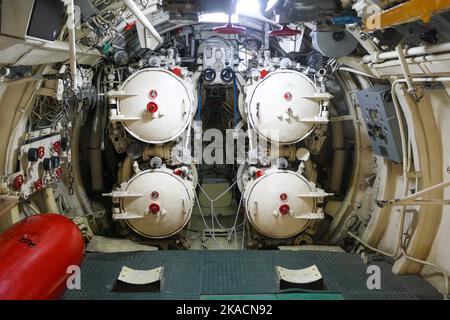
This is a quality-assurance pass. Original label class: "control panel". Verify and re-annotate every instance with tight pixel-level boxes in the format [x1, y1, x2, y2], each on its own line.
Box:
[7, 130, 66, 198]
[201, 37, 236, 85]
[356, 85, 404, 164]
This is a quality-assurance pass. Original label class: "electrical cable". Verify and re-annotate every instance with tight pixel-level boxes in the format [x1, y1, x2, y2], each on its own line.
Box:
[233, 75, 238, 128]
[196, 180, 244, 248]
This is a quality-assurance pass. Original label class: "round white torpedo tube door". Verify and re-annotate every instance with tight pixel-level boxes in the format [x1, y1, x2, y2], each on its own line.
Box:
[121, 170, 195, 238]
[117, 68, 196, 144]
[243, 170, 316, 239]
[246, 70, 321, 145]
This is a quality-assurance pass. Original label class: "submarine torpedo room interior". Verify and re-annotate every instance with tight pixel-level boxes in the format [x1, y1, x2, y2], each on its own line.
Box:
[1, 0, 450, 301]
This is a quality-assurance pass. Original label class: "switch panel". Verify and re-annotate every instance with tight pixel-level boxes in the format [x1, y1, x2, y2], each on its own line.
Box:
[8, 133, 63, 198]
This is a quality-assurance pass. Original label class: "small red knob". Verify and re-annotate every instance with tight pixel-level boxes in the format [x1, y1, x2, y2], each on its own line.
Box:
[149, 89, 158, 99]
[255, 169, 264, 178]
[149, 203, 160, 215]
[124, 21, 136, 32]
[171, 67, 182, 77]
[146, 102, 158, 113]
[279, 204, 290, 216]
[53, 141, 61, 154]
[280, 193, 288, 202]
[34, 179, 43, 191]
[37, 146, 45, 159]
[13, 175, 24, 190]
[151, 191, 159, 200]
[284, 92, 293, 101]
[260, 69, 268, 79]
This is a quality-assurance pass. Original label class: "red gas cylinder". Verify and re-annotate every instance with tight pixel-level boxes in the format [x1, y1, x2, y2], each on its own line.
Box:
[0, 214, 84, 300]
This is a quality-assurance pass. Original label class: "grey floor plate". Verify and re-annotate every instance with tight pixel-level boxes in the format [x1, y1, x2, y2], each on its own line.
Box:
[62, 250, 442, 300]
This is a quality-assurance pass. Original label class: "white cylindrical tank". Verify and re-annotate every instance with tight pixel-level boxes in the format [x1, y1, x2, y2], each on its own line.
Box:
[117, 68, 196, 144]
[245, 70, 321, 144]
[121, 168, 195, 238]
[243, 169, 316, 239]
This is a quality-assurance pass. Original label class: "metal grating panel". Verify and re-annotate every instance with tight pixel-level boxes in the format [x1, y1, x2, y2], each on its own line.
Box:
[63, 250, 441, 300]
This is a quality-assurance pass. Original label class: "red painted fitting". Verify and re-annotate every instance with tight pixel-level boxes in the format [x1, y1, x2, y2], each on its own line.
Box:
[149, 89, 158, 99]
[53, 141, 62, 154]
[149, 203, 160, 215]
[171, 67, 182, 77]
[255, 169, 264, 178]
[260, 69, 269, 79]
[34, 179, 43, 191]
[146, 102, 158, 113]
[151, 191, 159, 200]
[37, 146, 45, 159]
[279, 204, 290, 216]
[284, 92, 293, 101]
[269, 26, 302, 37]
[13, 175, 24, 190]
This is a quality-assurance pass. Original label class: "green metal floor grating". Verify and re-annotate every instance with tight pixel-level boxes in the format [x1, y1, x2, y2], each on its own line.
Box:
[62, 250, 442, 300]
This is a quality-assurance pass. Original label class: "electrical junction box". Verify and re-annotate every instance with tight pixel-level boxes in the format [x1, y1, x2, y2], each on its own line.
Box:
[356, 85, 404, 164]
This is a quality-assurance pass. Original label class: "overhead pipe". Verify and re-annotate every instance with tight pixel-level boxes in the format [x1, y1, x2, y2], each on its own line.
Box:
[121, 0, 164, 46]
[65, 0, 78, 91]
[363, 42, 450, 64]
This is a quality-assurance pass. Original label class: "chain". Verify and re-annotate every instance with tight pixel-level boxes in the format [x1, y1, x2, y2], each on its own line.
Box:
[68, 162, 74, 195]
[63, 83, 75, 196]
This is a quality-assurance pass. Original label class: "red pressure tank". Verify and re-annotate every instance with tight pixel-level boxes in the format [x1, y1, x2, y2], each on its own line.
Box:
[0, 214, 84, 300]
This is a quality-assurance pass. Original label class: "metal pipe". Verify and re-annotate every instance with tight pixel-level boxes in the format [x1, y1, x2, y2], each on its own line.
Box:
[338, 66, 378, 79]
[363, 42, 450, 64]
[121, 0, 163, 46]
[382, 180, 450, 206]
[66, 0, 78, 90]
[396, 43, 420, 101]
[120, 155, 133, 183]
[42, 187, 60, 214]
